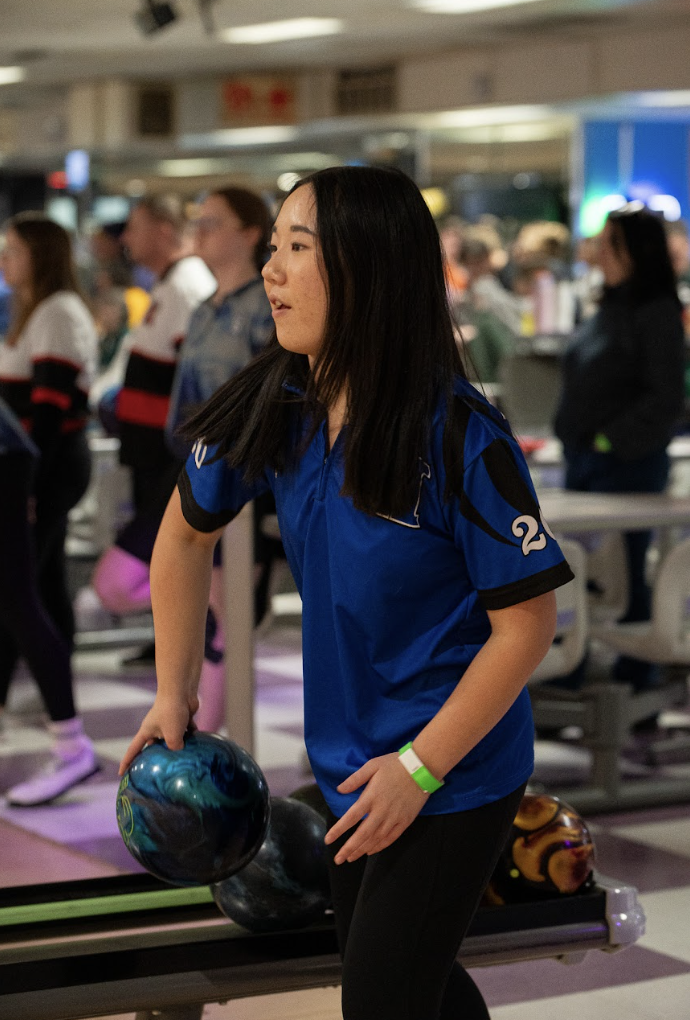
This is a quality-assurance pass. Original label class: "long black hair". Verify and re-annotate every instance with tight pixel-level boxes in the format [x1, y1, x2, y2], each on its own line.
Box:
[607, 205, 680, 304]
[182, 165, 466, 518]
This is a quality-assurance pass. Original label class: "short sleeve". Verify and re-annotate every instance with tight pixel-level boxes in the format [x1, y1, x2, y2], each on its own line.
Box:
[453, 435, 573, 610]
[178, 440, 269, 533]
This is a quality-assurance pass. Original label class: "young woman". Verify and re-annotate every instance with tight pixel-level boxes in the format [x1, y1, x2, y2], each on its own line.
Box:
[555, 204, 685, 690]
[0, 214, 98, 806]
[167, 187, 273, 444]
[120, 167, 572, 1020]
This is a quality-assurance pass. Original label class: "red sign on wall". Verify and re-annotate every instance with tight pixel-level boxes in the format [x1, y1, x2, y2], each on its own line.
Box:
[221, 75, 297, 126]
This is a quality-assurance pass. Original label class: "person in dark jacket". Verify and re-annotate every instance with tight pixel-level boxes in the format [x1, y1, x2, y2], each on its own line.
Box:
[554, 203, 686, 689]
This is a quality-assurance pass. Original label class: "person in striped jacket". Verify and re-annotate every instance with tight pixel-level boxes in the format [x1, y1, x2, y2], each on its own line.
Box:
[91, 196, 215, 649]
[0, 214, 100, 805]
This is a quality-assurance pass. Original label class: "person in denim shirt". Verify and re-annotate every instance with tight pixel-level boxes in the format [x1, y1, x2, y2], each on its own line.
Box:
[166, 187, 274, 731]
[166, 284, 272, 456]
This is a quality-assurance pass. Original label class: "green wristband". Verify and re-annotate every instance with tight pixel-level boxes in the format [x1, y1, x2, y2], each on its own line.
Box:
[398, 742, 444, 794]
[593, 432, 612, 453]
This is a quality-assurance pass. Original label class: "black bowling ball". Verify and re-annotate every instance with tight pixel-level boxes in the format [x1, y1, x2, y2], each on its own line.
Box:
[287, 781, 330, 823]
[212, 796, 331, 932]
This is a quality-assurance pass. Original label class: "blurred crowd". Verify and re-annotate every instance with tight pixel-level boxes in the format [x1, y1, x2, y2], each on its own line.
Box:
[0, 183, 689, 804]
[0, 188, 278, 805]
[439, 211, 690, 384]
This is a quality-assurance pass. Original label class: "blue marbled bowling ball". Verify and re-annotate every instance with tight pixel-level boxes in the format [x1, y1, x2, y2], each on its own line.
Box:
[212, 796, 331, 932]
[116, 731, 270, 887]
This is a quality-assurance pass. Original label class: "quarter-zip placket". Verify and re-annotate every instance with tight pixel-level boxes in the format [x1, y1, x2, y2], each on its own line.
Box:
[317, 421, 341, 501]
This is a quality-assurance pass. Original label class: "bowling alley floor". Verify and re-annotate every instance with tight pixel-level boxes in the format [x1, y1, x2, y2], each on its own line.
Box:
[2, 619, 690, 1019]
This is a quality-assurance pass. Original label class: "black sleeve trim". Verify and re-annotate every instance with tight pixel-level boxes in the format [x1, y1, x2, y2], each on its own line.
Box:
[478, 560, 575, 611]
[177, 468, 238, 534]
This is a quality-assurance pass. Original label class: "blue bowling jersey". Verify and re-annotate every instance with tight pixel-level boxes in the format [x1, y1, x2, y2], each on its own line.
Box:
[178, 377, 573, 817]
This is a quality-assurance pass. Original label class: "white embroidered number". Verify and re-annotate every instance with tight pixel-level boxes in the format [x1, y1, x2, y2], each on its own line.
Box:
[192, 440, 208, 469]
[511, 514, 547, 556]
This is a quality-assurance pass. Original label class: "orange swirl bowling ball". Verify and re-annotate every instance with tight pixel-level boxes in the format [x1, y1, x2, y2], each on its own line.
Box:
[488, 793, 595, 904]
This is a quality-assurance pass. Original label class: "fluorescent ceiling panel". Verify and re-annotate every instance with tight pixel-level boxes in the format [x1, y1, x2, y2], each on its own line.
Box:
[635, 91, 690, 108]
[426, 104, 553, 128]
[220, 18, 343, 45]
[411, 0, 543, 12]
[180, 126, 300, 149]
[441, 121, 571, 143]
[0, 66, 26, 86]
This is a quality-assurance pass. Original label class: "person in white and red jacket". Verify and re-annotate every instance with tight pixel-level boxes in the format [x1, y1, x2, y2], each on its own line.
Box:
[0, 213, 99, 805]
[91, 195, 215, 635]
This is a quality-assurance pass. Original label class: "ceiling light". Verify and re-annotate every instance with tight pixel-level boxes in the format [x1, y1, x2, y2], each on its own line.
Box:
[180, 125, 300, 149]
[442, 121, 570, 143]
[220, 18, 343, 45]
[411, 0, 543, 12]
[427, 104, 553, 128]
[635, 90, 690, 108]
[0, 66, 26, 85]
[157, 158, 233, 177]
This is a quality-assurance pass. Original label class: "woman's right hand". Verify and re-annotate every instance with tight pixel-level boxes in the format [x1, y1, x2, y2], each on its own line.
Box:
[118, 692, 199, 776]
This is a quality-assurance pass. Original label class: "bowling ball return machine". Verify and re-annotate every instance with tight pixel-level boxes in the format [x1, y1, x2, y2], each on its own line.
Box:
[0, 868, 644, 1020]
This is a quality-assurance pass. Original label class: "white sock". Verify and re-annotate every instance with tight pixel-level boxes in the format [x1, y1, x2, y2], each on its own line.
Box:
[48, 717, 91, 761]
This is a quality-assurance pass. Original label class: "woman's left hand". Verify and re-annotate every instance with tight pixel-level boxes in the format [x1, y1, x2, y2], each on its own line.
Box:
[324, 753, 430, 864]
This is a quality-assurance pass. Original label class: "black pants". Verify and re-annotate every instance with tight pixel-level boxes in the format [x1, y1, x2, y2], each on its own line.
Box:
[34, 432, 92, 645]
[326, 783, 526, 1020]
[0, 448, 87, 721]
[116, 458, 182, 565]
[564, 445, 670, 689]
